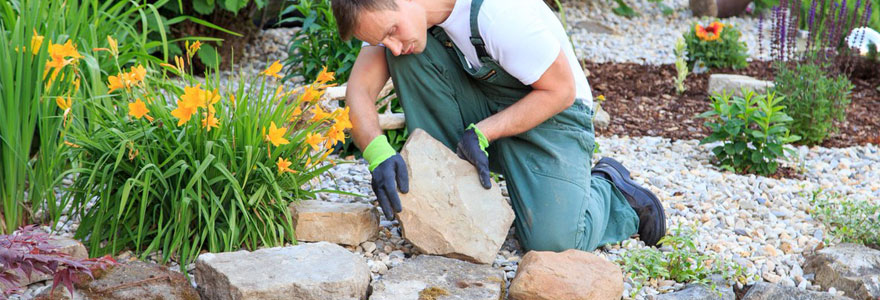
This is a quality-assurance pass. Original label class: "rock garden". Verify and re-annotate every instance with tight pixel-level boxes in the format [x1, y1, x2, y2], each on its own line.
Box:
[1, 0, 879, 299]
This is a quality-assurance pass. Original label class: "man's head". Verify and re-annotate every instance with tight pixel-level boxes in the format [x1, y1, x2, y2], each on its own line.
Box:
[332, 0, 428, 56]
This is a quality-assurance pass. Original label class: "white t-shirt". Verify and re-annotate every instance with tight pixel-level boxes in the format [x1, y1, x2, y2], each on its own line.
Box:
[437, 0, 592, 107]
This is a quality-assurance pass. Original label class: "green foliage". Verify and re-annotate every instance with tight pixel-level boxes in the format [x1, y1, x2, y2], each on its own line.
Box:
[698, 91, 800, 176]
[282, 0, 361, 84]
[684, 22, 749, 69]
[189, 0, 264, 15]
[617, 226, 756, 298]
[0, 0, 168, 233]
[772, 62, 853, 145]
[673, 37, 689, 95]
[753, 0, 781, 13]
[797, 0, 880, 32]
[869, 42, 879, 61]
[611, 0, 674, 17]
[809, 190, 880, 247]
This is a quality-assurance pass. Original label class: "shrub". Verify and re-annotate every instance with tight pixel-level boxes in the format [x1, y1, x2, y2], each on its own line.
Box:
[684, 21, 749, 69]
[282, 0, 361, 84]
[698, 91, 801, 176]
[809, 190, 880, 248]
[617, 226, 756, 298]
[772, 62, 853, 144]
[62, 40, 353, 269]
[0, 226, 115, 297]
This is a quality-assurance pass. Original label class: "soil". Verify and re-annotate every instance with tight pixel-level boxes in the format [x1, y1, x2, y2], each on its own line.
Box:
[585, 59, 880, 149]
[170, 3, 261, 73]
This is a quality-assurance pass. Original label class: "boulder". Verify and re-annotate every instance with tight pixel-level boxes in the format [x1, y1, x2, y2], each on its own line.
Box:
[34, 261, 198, 300]
[707, 74, 775, 98]
[396, 129, 515, 264]
[22, 237, 89, 286]
[593, 103, 611, 129]
[803, 243, 880, 300]
[196, 242, 370, 300]
[742, 282, 853, 300]
[508, 249, 623, 300]
[291, 200, 379, 246]
[369, 255, 505, 300]
[654, 284, 734, 300]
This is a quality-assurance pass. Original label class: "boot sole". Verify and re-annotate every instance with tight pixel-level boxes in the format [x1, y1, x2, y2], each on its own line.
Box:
[594, 157, 667, 246]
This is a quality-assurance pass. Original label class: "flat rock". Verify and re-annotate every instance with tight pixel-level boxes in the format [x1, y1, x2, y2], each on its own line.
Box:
[656, 284, 735, 300]
[707, 74, 775, 98]
[803, 243, 880, 300]
[291, 200, 379, 246]
[397, 129, 515, 264]
[21, 236, 89, 286]
[195, 242, 370, 300]
[34, 261, 198, 300]
[509, 249, 623, 300]
[369, 255, 505, 300]
[742, 282, 853, 300]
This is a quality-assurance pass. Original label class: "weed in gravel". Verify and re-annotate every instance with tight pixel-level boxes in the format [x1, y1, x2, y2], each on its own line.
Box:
[808, 189, 880, 248]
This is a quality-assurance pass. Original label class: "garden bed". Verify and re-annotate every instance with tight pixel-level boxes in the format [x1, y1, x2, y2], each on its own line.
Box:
[587, 60, 880, 149]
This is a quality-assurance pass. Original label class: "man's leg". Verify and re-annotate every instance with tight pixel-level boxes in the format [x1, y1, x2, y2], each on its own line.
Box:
[490, 102, 640, 251]
[383, 29, 491, 149]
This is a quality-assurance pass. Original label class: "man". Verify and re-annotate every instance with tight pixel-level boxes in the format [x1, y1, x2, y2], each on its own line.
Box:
[332, 0, 666, 251]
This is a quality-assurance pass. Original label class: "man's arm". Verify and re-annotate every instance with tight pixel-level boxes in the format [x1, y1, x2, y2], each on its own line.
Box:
[474, 50, 575, 142]
[346, 46, 391, 150]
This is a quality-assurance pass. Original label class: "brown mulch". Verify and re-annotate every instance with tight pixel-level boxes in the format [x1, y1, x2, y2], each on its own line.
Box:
[585, 60, 880, 149]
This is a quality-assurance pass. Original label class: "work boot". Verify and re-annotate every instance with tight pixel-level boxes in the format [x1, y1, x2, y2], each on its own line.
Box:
[591, 157, 667, 246]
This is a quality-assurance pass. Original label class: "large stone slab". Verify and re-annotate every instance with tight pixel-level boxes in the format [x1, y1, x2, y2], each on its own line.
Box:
[195, 242, 370, 300]
[509, 249, 623, 300]
[707, 74, 775, 98]
[369, 255, 505, 300]
[397, 129, 515, 264]
[35, 261, 199, 300]
[742, 282, 853, 300]
[804, 243, 880, 300]
[291, 200, 379, 246]
[654, 284, 734, 300]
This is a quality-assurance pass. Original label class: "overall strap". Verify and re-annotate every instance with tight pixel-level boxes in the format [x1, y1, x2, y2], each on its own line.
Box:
[468, 0, 490, 60]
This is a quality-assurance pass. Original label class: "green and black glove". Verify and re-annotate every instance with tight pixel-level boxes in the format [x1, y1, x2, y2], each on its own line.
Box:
[456, 124, 492, 189]
[364, 135, 409, 220]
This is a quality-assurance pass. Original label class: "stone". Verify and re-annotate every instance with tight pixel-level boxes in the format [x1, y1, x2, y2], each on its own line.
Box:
[509, 249, 623, 300]
[195, 242, 370, 300]
[707, 74, 775, 98]
[803, 243, 880, 300]
[573, 20, 619, 35]
[34, 261, 198, 300]
[653, 284, 735, 300]
[369, 255, 505, 300]
[396, 129, 515, 264]
[593, 103, 611, 129]
[689, 0, 719, 17]
[21, 236, 89, 286]
[742, 282, 852, 300]
[290, 200, 379, 246]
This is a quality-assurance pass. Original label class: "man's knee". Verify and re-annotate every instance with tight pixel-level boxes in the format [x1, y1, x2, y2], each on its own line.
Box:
[519, 224, 582, 252]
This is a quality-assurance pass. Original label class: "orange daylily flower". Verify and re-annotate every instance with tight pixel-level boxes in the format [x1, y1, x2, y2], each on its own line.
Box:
[187, 40, 202, 57]
[128, 98, 150, 120]
[265, 121, 290, 147]
[304, 132, 323, 151]
[171, 100, 195, 126]
[261, 60, 283, 78]
[107, 75, 125, 92]
[130, 64, 146, 83]
[201, 112, 220, 131]
[301, 85, 325, 102]
[333, 107, 352, 129]
[310, 106, 329, 123]
[56, 96, 72, 110]
[180, 85, 205, 109]
[108, 36, 118, 56]
[326, 123, 346, 146]
[277, 157, 294, 174]
[315, 66, 335, 84]
[30, 30, 44, 55]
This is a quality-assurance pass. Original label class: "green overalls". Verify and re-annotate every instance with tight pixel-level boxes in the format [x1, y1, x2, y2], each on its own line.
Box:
[384, 0, 639, 252]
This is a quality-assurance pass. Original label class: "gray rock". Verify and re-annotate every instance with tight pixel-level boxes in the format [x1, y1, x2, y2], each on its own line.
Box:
[35, 261, 199, 300]
[653, 284, 734, 300]
[803, 243, 880, 300]
[195, 242, 370, 300]
[369, 255, 505, 300]
[397, 129, 515, 264]
[290, 200, 379, 246]
[689, 0, 718, 17]
[593, 103, 611, 129]
[742, 282, 853, 300]
[708, 74, 775, 98]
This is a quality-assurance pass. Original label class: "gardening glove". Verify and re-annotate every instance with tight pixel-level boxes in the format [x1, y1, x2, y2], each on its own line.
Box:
[456, 124, 492, 189]
[364, 135, 409, 220]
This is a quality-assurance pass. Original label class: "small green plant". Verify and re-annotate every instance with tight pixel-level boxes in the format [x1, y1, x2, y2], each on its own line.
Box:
[617, 226, 755, 298]
[282, 0, 361, 84]
[772, 62, 853, 145]
[698, 91, 801, 176]
[869, 42, 879, 61]
[673, 37, 689, 95]
[809, 190, 880, 248]
[684, 21, 749, 69]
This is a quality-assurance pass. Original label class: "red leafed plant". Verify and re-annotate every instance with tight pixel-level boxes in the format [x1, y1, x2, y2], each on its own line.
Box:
[0, 225, 115, 298]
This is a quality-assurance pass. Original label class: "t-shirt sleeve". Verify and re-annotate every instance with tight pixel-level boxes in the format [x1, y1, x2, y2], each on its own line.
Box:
[480, 2, 561, 85]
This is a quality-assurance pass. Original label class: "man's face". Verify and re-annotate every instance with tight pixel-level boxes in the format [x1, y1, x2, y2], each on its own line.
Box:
[354, 0, 427, 56]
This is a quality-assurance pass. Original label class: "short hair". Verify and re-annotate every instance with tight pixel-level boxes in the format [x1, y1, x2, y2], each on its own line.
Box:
[332, 0, 398, 41]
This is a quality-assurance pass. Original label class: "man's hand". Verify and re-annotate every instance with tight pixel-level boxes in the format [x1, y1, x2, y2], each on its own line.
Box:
[456, 124, 492, 189]
[364, 135, 408, 220]
[371, 153, 408, 220]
